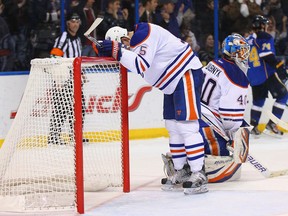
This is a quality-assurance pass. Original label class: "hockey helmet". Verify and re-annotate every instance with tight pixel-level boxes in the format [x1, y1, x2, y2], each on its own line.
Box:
[105, 26, 130, 43]
[252, 15, 269, 30]
[222, 34, 250, 63]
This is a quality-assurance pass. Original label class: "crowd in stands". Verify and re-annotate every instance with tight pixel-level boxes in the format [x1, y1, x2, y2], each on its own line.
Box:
[0, 0, 288, 72]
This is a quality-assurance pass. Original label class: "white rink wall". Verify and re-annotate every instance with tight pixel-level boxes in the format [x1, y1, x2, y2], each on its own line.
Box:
[0, 71, 286, 141]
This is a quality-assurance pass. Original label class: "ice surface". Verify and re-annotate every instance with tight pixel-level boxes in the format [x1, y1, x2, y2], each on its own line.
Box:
[0, 135, 287, 216]
[84, 135, 288, 216]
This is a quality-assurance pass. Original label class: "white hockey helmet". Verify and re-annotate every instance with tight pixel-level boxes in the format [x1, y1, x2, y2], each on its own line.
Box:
[105, 26, 130, 42]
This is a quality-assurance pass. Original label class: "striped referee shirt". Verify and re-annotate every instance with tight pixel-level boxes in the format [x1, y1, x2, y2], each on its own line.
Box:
[51, 31, 82, 57]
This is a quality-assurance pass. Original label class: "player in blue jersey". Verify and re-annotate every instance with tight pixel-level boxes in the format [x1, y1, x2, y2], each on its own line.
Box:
[95, 24, 207, 195]
[246, 15, 288, 137]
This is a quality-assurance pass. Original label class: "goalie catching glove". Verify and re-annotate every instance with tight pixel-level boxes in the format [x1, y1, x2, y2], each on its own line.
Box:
[93, 40, 122, 61]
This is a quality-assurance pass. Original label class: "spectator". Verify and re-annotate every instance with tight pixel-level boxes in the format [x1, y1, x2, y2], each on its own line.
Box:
[221, 0, 263, 40]
[97, 0, 130, 40]
[266, 15, 287, 55]
[180, 19, 200, 52]
[156, 0, 183, 38]
[28, 0, 61, 58]
[73, 0, 99, 57]
[121, 0, 135, 30]
[0, 6, 15, 71]
[139, 0, 158, 23]
[198, 34, 220, 66]
[183, 33, 200, 53]
[263, 0, 287, 33]
[2, 0, 30, 70]
[281, 0, 288, 17]
[197, 0, 214, 36]
[246, 0, 264, 17]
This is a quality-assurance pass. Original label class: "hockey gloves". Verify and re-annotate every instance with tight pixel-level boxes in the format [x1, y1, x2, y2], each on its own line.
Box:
[95, 40, 122, 61]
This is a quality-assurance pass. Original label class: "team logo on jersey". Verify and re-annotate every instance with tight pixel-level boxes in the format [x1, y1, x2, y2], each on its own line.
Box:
[176, 110, 182, 116]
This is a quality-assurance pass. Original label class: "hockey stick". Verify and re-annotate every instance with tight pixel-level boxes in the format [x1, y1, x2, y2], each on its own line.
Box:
[201, 113, 288, 178]
[265, 109, 288, 130]
[246, 154, 288, 178]
[84, 17, 103, 47]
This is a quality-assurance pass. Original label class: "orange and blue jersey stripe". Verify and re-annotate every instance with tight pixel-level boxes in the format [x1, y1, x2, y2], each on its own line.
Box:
[135, 54, 149, 76]
[169, 143, 186, 159]
[183, 70, 200, 120]
[152, 45, 195, 91]
[219, 107, 245, 122]
[186, 143, 205, 161]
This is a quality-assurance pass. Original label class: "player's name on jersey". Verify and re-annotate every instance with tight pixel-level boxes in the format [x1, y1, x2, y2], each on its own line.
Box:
[206, 63, 221, 77]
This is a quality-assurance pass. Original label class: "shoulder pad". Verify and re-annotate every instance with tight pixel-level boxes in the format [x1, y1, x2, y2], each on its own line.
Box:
[130, 23, 151, 47]
[216, 58, 249, 88]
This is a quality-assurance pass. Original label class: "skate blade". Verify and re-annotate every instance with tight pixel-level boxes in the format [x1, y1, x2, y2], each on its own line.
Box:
[262, 129, 283, 139]
[161, 184, 183, 192]
[183, 185, 208, 195]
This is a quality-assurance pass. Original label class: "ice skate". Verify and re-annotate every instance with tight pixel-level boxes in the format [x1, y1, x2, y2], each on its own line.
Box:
[263, 120, 283, 138]
[250, 125, 261, 138]
[183, 170, 208, 195]
[161, 167, 191, 191]
[161, 153, 191, 191]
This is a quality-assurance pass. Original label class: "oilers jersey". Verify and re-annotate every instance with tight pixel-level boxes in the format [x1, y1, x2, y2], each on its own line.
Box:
[200, 58, 250, 182]
[120, 23, 203, 94]
[201, 58, 249, 134]
[246, 32, 276, 86]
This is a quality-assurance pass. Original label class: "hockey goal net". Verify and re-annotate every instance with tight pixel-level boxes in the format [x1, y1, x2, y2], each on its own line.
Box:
[0, 57, 129, 213]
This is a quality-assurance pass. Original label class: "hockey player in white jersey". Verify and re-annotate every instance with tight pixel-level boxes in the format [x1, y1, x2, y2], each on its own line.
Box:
[95, 23, 207, 195]
[163, 33, 252, 183]
[200, 33, 251, 182]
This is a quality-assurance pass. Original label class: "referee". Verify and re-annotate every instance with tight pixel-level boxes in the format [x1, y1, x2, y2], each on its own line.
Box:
[48, 12, 88, 145]
[50, 12, 82, 58]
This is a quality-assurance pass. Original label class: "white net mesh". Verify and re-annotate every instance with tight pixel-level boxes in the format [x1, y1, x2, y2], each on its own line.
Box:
[0, 58, 125, 211]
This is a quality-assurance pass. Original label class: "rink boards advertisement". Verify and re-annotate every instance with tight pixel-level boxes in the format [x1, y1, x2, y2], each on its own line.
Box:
[0, 70, 283, 144]
[0, 72, 166, 143]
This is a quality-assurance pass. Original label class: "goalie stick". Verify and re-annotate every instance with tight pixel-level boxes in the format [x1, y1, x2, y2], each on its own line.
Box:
[84, 17, 103, 47]
[201, 113, 288, 178]
[265, 109, 288, 130]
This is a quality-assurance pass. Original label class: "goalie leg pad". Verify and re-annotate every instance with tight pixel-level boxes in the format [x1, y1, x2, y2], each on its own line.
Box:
[227, 127, 250, 163]
[205, 155, 242, 183]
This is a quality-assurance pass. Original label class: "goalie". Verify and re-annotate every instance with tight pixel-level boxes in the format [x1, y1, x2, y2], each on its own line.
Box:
[162, 34, 252, 186]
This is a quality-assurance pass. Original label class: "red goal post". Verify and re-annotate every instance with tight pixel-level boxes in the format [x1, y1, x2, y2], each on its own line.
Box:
[0, 57, 130, 214]
[74, 57, 130, 213]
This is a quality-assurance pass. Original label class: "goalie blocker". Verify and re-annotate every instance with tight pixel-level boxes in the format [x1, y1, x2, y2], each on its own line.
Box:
[162, 124, 250, 183]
